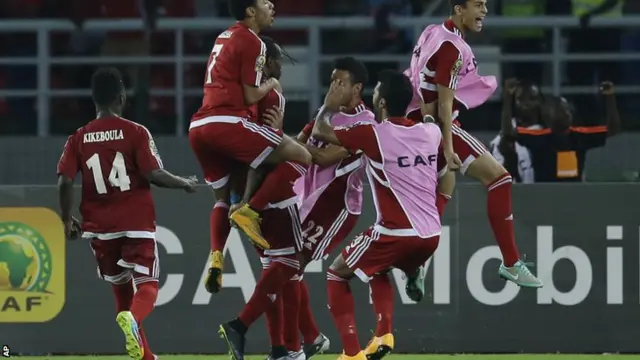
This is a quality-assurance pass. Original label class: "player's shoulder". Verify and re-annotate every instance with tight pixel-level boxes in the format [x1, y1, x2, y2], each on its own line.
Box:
[227, 23, 261, 43]
[436, 40, 462, 54]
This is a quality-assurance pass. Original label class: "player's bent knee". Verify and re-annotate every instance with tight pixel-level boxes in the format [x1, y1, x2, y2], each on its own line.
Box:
[328, 254, 352, 278]
[270, 136, 312, 165]
[465, 152, 509, 186]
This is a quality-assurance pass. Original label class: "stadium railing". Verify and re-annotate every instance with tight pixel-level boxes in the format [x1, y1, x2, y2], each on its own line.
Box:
[1, 16, 639, 136]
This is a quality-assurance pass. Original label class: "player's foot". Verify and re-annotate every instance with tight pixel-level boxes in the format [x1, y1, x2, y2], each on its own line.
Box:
[204, 250, 224, 293]
[115, 311, 144, 360]
[288, 350, 306, 360]
[499, 260, 543, 288]
[303, 333, 330, 359]
[218, 322, 246, 360]
[404, 265, 427, 302]
[229, 204, 271, 250]
[364, 333, 394, 360]
[337, 351, 366, 360]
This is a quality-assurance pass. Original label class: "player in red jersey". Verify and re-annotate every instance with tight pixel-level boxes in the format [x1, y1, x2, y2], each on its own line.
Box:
[405, 0, 542, 292]
[314, 70, 441, 360]
[57, 68, 197, 360]
[189, 0, 312, 279]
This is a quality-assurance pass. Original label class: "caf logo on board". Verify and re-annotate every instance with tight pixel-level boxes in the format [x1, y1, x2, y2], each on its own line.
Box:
[0, 208, 65, 322]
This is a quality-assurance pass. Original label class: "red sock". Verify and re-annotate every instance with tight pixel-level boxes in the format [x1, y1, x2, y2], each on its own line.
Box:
[283, 277, 302, 352]
[140, 326, 155, 360]
[487, 174, 520, 267]
[131, 281, 159, 324]
[112, 281, 134, 312]
[369, 273, 393, 336]
[298, 279, 321, 344]
[327, 269, 360, 357]
[265, 290, 284, 347]
[239, 259, 299, 327]
[211, 202, 231, 252]
[248, 162, 306, 210]
[436, 192, 451, 218]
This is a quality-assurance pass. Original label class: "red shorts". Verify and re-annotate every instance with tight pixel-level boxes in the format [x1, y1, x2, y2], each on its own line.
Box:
[89, 237, 158, 285]
[251, 202, 302, 272]
[406, 110, 487, 175]
[341, 226, 440, 282]
[189, 116, 284, 189]
[301, 205, 359, 262]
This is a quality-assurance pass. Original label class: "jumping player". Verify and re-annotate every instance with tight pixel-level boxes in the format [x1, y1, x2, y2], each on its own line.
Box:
[189, 0, 312, 289]
[313, 70, 442, 360]
[203, 34, 294, 294]
[404, 0, 542, 291]
[57, 68, 197, 360]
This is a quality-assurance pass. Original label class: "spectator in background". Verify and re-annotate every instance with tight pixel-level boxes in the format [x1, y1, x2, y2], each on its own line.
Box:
[369, 0, 412, 53]
[492, 79, 544, 183]
[496, 0, 546, 82]
[502, 82, 621, 182]
[569, 0, 623, 87]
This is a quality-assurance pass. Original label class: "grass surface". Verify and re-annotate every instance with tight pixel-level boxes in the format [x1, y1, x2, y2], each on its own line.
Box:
[14, 355, 640, 360]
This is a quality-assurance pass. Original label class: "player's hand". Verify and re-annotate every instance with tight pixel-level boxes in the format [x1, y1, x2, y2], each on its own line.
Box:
[182, 176, 198, 193]
[600, 81, 615, 96]
[263, 106, 284, 129]
[64, 216, 81, 240]
[268, 78, 282, 93]
[444, 149, 462, 171]
[324, 80, 347, 111]
[504, 78, 519, 97]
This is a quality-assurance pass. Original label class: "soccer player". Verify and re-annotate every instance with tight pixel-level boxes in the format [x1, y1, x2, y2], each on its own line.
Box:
[294, 57, 375, 358]
[404, 0, 542, 291]
[313, 70, 442, 360]
[189, 0, 312, 291]
[57, 68, 197, 360]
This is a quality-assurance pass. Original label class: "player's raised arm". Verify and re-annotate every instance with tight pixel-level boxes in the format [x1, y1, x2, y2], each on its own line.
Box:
[312, 81, 350, 145]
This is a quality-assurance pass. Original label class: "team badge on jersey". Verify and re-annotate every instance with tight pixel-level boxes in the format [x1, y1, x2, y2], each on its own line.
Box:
[451, 58, 463, 76]
[255, 55, 266, 72]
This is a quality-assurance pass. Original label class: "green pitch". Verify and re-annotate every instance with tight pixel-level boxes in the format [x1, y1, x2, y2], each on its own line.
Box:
[16, 355, 640, 360]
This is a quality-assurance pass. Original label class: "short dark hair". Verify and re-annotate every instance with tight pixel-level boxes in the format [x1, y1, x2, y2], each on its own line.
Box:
[334, 57, 368, 88]
[260, 35, 281, 60]
[376, 70, 413, 117]
[450, 0, 468, 12]
[91, 68, 124, 108]
[228, 0, 256, 21]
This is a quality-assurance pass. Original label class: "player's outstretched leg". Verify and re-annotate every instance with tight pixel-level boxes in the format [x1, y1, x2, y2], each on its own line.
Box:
[299, 278, 330, 358]
[464, 151, 543, 288]
[204, 183, 233, 294]
[283, 275, 304, 359]
[111, 278, 144, 360]
[364, 273, 394, 360]
[204, 201, 230, 293]
[220, 257, 300, 360]
[230, 135, 311, 250]
[327, 264, 366, 360]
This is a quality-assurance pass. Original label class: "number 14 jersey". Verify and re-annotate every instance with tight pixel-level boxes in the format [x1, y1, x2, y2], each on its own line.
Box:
[57, 116, 163, 237]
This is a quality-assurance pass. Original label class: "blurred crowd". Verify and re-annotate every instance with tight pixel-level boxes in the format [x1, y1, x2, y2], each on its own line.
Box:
[0, 0, 637, 137]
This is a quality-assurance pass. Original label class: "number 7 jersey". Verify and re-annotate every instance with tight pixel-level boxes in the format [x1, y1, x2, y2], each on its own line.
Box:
[57, 116, 163, 238]
[192, 23, 267, 121]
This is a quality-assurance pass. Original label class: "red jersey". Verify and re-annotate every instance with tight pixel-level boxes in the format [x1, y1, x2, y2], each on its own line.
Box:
[57, 116, 163, 235]
[192, 23, 267, 121]
[334, 117, 417, 230]
[256, 88, 286, 125]
[408, 19, 463, 123]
